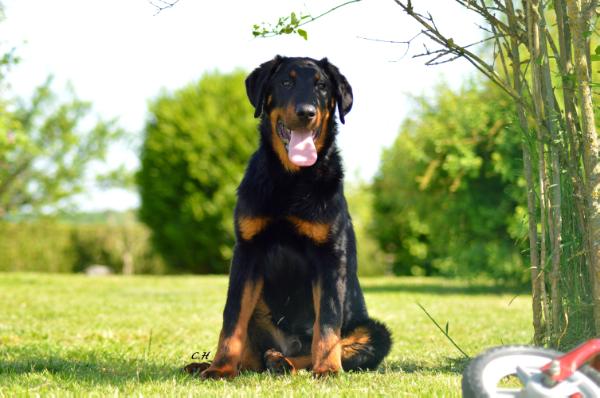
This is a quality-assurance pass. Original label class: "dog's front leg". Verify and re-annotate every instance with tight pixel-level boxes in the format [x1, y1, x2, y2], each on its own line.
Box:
[201, 245, 263, 379]
[311, 258, 346, 377]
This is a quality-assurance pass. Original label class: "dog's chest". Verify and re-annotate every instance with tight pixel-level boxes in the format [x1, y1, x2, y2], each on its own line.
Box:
[261, 243, 315, 336]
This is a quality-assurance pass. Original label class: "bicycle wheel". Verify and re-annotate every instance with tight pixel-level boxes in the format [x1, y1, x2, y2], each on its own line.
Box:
[462, 345, 600, 397]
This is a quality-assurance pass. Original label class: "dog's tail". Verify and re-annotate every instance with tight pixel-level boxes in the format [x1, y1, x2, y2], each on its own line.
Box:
[341, 318, 392, 371]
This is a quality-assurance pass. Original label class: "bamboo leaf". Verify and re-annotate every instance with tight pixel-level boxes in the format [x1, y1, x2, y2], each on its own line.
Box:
[297, 29, 308, 40]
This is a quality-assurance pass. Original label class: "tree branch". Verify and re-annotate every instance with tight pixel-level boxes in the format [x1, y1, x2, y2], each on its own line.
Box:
[393, 0, 521, 102]
[149, 0, 180, 16]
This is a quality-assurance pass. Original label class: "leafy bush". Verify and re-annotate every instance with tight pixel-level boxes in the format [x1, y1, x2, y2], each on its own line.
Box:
[0, 220, 74, 272]
[69, 222, 166, 274]
[137, 71, 257, 273]
[346, 183, 388, 276]
[371, 80, 528, 284]
[0, 219, 165, 274]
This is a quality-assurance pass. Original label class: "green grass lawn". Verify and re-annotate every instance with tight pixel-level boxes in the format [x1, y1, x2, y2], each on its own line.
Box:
[0, 273, 532, 397]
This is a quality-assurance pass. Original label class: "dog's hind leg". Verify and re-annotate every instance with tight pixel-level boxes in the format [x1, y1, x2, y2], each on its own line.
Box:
[264, 350, 312, 374]
[264, 318, 391, 374]
[240, 298, 288, 372]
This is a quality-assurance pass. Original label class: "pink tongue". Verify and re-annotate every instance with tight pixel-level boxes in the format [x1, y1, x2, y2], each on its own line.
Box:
[288, 129, 317, 167]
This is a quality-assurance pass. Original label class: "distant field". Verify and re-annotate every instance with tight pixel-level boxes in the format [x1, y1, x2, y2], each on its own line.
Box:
[0, 274, 532, 397]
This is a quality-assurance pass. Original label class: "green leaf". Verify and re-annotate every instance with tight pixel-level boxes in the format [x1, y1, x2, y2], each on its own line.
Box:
[595, 45, 600, 55]
[591, 54, 600, 62]
[297, 29, 308, 40]
[445, 321, 449, 335]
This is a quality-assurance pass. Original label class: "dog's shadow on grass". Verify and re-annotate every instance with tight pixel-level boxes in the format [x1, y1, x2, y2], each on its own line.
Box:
[2, 343, 468, 385]
[0, 354, 188, 386]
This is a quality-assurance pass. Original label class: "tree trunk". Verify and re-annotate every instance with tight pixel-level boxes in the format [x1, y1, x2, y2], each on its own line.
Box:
[566, 0, 600, 335]
[505, 0, 546, 344]
[554, 0, 589, 269]
[536, 0, 564, 345]
[527, 0, 554, 340]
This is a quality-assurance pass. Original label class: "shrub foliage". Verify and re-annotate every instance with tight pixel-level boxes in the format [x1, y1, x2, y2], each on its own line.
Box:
[0, 219, 164, 274]
[372, 81, 528, 283]
[137, 71, 257, 273]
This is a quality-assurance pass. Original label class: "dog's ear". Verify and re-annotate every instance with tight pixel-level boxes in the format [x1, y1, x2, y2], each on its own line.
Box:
[245, 55, 283, 118]
[319, 58, 353, 124]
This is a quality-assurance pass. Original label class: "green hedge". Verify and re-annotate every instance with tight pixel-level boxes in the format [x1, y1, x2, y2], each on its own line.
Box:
[0, 220, 166, 274]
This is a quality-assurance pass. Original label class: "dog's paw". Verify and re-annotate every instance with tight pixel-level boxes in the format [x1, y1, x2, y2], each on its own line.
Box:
[264, 348, 295, 374]
[183, 362, 211, 376]
[200, 363, 238, 380]
[312, 364, 341, 378]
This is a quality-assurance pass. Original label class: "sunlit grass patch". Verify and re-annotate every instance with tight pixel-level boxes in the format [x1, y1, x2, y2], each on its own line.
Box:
[0, 274, 532, 396]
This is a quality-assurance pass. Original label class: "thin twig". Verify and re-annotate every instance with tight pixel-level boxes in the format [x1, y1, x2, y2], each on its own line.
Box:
[150, 0, 180, 16]
[358, 32, 423, 59]
[299, 0, 362, 28]
[255, 0, 362, 38]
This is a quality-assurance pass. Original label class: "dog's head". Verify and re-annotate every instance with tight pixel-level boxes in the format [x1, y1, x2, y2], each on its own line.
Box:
[246, 56, 353, 171]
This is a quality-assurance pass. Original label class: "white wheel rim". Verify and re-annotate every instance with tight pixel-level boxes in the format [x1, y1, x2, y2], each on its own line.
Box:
[479, 352, 600, 397]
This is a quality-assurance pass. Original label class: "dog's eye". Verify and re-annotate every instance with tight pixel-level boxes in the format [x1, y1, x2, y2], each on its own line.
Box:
[281, 80, 293, 88]
[316, 82, 327, 91]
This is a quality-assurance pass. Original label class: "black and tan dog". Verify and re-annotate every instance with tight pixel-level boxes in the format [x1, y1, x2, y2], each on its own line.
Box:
[186, 56, 391, 379]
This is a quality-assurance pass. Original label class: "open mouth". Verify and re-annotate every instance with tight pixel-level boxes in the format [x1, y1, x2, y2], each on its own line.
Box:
[277, 120, 319, 167]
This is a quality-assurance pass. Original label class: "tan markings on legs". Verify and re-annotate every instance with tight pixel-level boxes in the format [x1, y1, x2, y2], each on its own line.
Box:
[253, 298, 314, 373]
[240, 343, 263, 371]
[252, 298, 288, 348]
[287, 216, 330, 244]
[341, 326, 371, 359]
[287, 354, 312, 370]
[264, 349, 295, 374]
[238, 216, 271, 241]
[311, 281, 342, 377]
[202, 279, 263, 379]
[264, 350, 313, 374]
[241, 297, 294, 372]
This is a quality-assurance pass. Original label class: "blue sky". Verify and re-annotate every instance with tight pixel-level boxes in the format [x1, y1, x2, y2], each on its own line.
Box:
[1, 0, 483, 211]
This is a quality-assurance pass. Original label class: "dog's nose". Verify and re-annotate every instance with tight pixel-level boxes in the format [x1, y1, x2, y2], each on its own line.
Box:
[296, 104, 317, 120]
